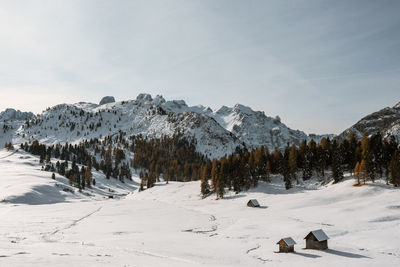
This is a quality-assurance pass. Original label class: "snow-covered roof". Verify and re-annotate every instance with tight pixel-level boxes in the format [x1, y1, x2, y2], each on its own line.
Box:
[248, 199, 260, 206]
[305, 229, 329, 241]
[277, 237, 296, 246]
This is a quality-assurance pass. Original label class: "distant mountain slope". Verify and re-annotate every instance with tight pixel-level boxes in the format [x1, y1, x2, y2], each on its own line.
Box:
[0, 108, 35, 148]
[338, 101, 400, 141]
[211, 104, 309, 149]
[2, 94, 329, 158]
[0, 108, 34, 122]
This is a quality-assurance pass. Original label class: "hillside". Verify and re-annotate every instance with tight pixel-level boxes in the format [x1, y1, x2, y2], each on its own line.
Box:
[338, 101, 400, 141]
[0, 108, 35, 148]
[0, 149, 399, 266]
[0, 149, 137, 205]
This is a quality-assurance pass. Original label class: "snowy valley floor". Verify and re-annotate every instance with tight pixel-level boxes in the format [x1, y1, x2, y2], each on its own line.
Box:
[1, 150, 400, 266]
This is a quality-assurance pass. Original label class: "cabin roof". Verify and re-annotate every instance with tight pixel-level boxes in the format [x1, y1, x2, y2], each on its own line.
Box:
[305, 229, 329, 242]
[248, 199, 260, 206]
[277, 237, 296, 246]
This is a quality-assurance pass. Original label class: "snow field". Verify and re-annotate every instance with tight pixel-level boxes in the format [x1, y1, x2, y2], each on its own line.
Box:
[0, 149, 400, 266]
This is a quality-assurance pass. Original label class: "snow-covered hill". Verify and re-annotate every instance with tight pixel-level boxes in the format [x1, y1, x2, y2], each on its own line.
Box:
[1, 94, 329, 158]
[0, 149, 137, 205]
[0, 150, 399, 266]
[0, 108, 35, 148]
[338, 101, 400, 141]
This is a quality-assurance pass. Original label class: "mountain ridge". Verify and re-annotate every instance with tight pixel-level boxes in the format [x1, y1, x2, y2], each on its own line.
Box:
[337, 101, 400, 141]
[1, 94, 331, 158]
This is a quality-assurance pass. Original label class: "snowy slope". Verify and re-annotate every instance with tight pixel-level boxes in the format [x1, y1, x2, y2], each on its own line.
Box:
[0, 108, 35, 148]
[0, 155, 399, 266]
[0, 149, 137, 205]
[212, 104, 310, 149]
[338, 101, 400, 141]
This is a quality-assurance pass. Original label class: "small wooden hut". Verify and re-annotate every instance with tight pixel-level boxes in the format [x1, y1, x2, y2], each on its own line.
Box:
[304, 229, 329, 250]
[276, 237, 296, 253]
[247, 199, 260, 207]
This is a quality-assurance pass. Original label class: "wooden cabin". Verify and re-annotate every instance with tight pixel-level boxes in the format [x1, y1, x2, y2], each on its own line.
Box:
[304, 229, 329, 250]
[247, 199, 260, 207]
[276, 237, 296, 253]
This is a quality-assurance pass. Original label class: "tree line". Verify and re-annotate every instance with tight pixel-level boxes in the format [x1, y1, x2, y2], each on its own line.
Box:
[9, 130, 400, 198]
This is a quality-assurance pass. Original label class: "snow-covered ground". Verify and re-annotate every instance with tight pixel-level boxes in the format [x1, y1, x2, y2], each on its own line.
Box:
[1, 149, 400, 266]
[0, 149, 138, 205]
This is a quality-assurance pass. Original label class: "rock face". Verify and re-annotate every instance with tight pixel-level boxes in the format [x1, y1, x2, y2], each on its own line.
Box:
[211, 104, 310, 150]
[337, 101, 400, 141]
[0, 108, 34, 122]
[99, 96, 116, 105]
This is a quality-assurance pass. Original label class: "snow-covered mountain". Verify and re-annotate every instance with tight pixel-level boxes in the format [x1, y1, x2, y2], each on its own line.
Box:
[0, 108, 34, 122]
[338, 101, 400, 141]
[212, 104, 309, 150]
[2, 94, 328, 158]
[0, 108, 35, 148]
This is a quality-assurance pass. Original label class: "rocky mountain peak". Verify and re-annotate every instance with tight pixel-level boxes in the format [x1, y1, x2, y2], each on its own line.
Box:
[99, 96, 116, 105]
[0, 108, 34, 122]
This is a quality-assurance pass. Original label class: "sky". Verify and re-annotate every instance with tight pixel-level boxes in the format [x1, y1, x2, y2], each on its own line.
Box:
[0, 0, 399, 134]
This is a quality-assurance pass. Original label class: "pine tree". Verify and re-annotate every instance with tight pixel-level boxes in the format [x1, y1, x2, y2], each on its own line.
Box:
[84, 160, 93, 187]
[361, 134, 375, 182]
[200, 164, 210, 196]
[272, 147, 283, 174]
[232, 156, 242, 193]
[331, 141, 343, 183]
[354, 161, 361, 185]
[45, 154, 50, 164]
[389, 150, 400, 187]
[302, 146, 313, 180]
[5, 142, 13, 151]
[210, 159, 219, 191]
[288, 145, 298, 182]
[283, 146, 292, 190]
[265, 160, 271, 182]
[360, 159, 367, 185]
[284, 171, 292, 190]
[215, 174, 225, 199]
[316, 138, 330, 177]
[347, 132, 358, 173]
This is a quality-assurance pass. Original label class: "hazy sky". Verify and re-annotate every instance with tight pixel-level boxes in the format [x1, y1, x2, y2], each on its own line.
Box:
[0, 0, 399, 134]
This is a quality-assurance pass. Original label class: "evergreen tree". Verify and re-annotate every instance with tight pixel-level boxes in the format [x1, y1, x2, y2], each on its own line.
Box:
[215, 173, 225, 199]
[302, 145, 312, 180]
[389, 150, 400, 187]
[283, 146, 291, 190]
[347, 132, 358, 173]
[265, 160, 271, 182]
[360, 159, 367, 185]
[232, 156, 243, 193]
[5, 142, 13, 151]
[200, 164, 210, 196]
[316, 138, 330, 177]
[288, 145, 298, 182]
[210, 159, 219, 191]
[331, 141, 343, 183]
[361, 134, 375, 182]
[354, 161, 361, 185]
[84, 160, 93, 187]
